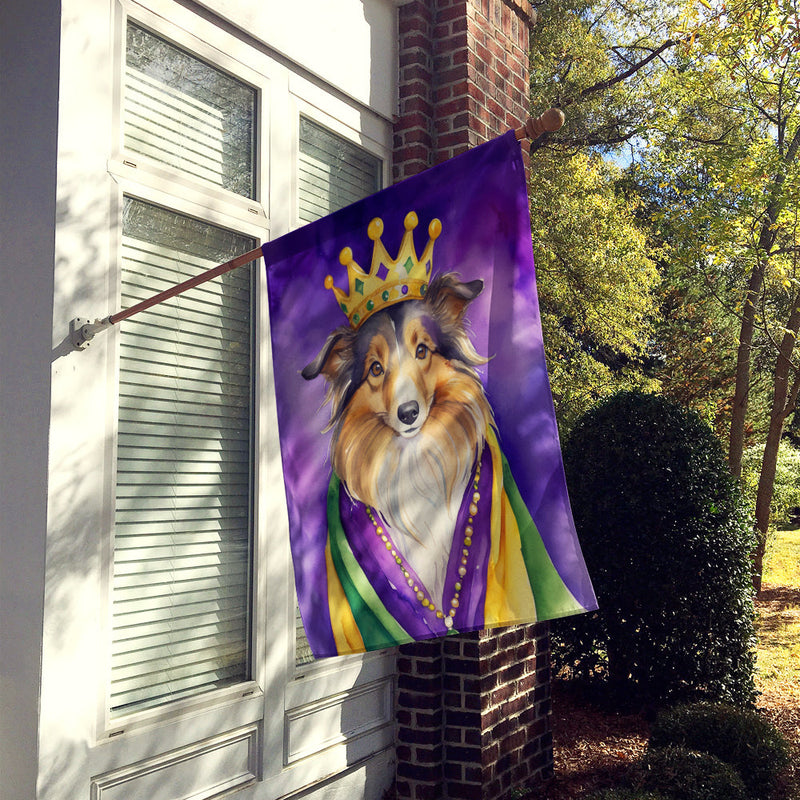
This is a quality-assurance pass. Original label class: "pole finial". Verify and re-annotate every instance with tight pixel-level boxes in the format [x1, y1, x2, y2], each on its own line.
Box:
[515, 108, 565, 141]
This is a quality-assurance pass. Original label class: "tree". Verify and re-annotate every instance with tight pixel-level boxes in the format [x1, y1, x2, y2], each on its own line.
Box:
[633, 0, 800, 589]
[528, 151, 660, 430]
[529, 0, 683, 156]
[527, 0, 676, 429]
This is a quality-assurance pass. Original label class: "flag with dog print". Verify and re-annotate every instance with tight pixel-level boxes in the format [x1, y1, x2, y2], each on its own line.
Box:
[263, 130, 597, 658]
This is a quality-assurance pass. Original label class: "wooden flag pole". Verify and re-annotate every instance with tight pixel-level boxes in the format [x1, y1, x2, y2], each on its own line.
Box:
[69, 246, 263, 349]
[514, 107, 565, 141]
[109, 246, 263, 325]
[70, 109, 563, 349]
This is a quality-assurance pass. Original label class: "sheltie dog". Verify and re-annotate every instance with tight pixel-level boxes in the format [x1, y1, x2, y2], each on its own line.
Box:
[302, 273, 494, 608]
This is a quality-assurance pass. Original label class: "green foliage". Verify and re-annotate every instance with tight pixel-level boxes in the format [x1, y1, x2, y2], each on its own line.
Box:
[632, 0, 800, 458]
[741, 440, 800, 526]
[632, 746, 748, 800]
[527, 0, 670, 432]
[529, 0, 680, 154]
[554, 391, 757, 707]
[649, 702, 790, 799]
[531, 153, 661, 431]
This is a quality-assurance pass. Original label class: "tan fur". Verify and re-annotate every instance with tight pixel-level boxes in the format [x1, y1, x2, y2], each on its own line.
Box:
[333, 328, 493, 538]
[304, 273, 493, 604]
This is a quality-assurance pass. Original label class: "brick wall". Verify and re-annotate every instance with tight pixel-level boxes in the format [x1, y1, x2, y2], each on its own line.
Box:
[395, 627, 553, 800]
[391, 4, 554, 797]
[391, 3, 553, 799]
[394, 0, 534, 182]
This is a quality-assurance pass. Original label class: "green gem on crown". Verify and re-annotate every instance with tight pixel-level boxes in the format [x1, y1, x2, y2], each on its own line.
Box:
[327, 213, 443, 329]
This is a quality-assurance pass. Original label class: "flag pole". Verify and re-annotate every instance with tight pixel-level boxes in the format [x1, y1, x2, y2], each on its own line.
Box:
[69, 246, 263, 349]
[514, 107, 565, 141]
[70, 108, 563, 349]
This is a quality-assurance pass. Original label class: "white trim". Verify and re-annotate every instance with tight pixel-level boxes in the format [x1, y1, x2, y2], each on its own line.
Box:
[91, 723, 261, 799]
[98, 174, 268, 740]
[41, 0, 397, 796]
[99, 5, 271, 740]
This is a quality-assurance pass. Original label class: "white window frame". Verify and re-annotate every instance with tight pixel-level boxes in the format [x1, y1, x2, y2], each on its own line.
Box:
[100, 1, 274, 743]
[44, 0, 398, 794]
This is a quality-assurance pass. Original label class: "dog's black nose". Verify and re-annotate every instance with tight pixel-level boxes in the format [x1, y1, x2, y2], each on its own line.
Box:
[397, 401, 419, 426]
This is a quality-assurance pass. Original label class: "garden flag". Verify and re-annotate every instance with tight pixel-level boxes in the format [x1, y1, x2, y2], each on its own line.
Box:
[263, 130, 597, 658]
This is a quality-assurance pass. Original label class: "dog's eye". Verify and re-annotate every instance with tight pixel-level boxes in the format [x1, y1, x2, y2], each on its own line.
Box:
[415, 344, 429, 360]
[369, 361, 384, 377]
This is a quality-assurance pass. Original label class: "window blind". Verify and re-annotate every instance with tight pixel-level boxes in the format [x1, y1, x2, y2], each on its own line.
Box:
[125, 23, 256, 199]
[111, 198, 255, 715]
[295, 118, 382, 664]
[298, 117, 382, 225]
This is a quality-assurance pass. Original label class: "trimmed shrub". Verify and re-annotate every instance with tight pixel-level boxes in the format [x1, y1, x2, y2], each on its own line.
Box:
[649, 701, 790, 798]
[554, 391, 757, 707]
[632, 746, 748, 800]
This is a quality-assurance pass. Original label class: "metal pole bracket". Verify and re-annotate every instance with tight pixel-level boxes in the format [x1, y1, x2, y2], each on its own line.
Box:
[70, 317, 112, 350]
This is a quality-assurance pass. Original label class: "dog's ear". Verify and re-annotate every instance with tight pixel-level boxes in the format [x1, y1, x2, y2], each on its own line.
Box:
[425, 274, 483, 326]
[301, 329, 354, 382]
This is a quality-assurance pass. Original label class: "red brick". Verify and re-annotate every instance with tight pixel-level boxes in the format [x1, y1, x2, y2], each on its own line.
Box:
[398, 690, 443, 711]
[438, 130, 471, 149]
[401, 31, 432, 51]
[399, 725, 442, 745]
[400, 96, 434, 116]
[437, 96, 471, 118]
[416, 745, 445, 764]
[398, 79, 433, 100]
[415, 708, 444, 728]
[403, 64, 433, 83]
[394, 6, 551, 793]
[432, 22, 452, 39]
[435, 63, 471, 86]
[448, 782, 484, 800]
[439, 4, 469, 22]
[445, 762, 464, 781]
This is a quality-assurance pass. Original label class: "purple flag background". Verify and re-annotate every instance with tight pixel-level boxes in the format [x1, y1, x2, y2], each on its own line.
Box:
[263, 131, 596, 657]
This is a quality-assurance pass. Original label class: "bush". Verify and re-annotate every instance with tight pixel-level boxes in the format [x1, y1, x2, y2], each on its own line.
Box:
[649, 702, 790, 798]
[632, 746, 748, 800]
[554, 391, 757, 707]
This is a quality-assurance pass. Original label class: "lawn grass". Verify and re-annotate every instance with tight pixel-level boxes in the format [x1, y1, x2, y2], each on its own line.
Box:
[756, 527, 800, 800]
[764, 528, 800, 589]
[757, 528, 800, 699]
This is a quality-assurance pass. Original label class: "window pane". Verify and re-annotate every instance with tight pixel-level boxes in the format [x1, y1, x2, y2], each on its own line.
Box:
[125, 23, 256, 198]
[295, 119, 382, 664]
[298, 117, 382, 223]
[111, 197, 255, 716]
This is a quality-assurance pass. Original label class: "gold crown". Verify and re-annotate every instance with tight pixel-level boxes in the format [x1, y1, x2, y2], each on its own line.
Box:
[325, 211, 442, 328]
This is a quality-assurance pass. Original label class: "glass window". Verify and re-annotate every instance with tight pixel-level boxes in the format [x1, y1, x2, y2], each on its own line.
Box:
[111, 197, 256, 716]
[125, 23, 257, 198]
[298, 116, 382, 224]
[295, 118, 382, 665]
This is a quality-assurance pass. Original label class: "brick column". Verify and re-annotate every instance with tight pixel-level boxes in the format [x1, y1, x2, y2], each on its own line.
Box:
[393, 3, 554, 799]
[394, 0, 534, 181]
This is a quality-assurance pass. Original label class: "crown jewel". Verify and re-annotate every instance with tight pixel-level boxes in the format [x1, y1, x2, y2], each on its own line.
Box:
[325, 211, 441, 328]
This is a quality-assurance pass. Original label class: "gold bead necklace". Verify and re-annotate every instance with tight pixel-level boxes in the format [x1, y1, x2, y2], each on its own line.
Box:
[365, 459, 482, 630]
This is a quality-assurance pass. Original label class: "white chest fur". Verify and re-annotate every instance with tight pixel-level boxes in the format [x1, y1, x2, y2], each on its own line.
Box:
[384, 473, 470, 608]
